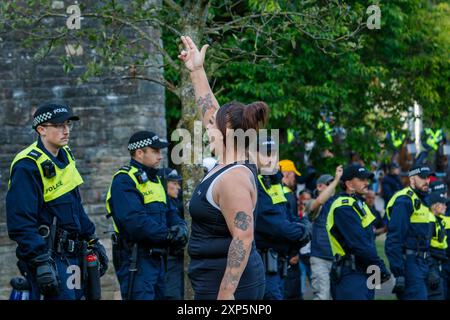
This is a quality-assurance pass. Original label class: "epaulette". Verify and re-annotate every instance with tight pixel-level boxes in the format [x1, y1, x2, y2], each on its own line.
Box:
[406, 190, 414, 197]
[342, 198, 349, 204]
[27, 149, 42, 160]
[119, 165, 132, 172]
[64, 147, 75, 161]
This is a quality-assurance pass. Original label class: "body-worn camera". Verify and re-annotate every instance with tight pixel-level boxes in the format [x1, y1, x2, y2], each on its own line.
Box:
[41, 160, 56, 178]
[135, 170, 149, 184]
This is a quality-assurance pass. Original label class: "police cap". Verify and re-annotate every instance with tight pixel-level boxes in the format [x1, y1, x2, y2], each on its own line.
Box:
[32, 101, 79, 129]
[341, 164, 374, 182]
[408, 163, 434, 178]
[128, 131, 169, 151]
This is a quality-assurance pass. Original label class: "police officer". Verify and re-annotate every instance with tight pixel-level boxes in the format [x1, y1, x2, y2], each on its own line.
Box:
[159, 167, 185, 300]
[426, 192, 450, 300]
[422, 128, 446, 152]
[279, 159, 300, 220]
[430, 180, 449, 215]
[255, 138, 311, 300]
[385, 163, 435, 300]
[381, 162, 404, 205]
[428, 180, 450, 299]
[6, 102, 108, 300]
[326, 164, 390, 300]
[278, 159, 303, 299]
[106, 131, 188, 300]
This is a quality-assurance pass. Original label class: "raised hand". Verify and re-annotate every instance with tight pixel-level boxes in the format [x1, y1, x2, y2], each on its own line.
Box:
[178, 35, 209, 72]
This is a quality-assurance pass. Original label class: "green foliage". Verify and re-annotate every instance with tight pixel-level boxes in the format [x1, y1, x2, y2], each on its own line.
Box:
[1, 0, 448, 173]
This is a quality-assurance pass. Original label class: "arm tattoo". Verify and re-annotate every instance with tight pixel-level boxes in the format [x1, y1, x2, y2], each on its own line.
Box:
[222, 270, 240, 290]
[234, 211, 251, 231]
[197, 93, 215, 116]
[227, 238, 246, 268]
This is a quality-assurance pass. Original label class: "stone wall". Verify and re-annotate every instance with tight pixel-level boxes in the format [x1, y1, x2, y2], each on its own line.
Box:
[0, 1, 166, 299]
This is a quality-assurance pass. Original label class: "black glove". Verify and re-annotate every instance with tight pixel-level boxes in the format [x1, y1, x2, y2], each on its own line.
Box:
[167, 224, 188, 246]
[392, 276, 405, 295]
[428, 269, 441, 291]
[30, 253, 59, 297]
[297, 219, 312, 248]
[87, 238, 109, 277]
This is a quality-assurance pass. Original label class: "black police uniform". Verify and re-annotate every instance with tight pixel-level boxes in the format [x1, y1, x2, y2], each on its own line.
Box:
[6, 102, 108, 300]
[255, 172, 311, 300]
[106, 131, 187, 300]
[159, 168, 186, 300]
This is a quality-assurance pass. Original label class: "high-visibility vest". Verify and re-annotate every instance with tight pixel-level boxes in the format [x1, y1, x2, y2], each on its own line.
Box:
[424, 128, 444, 151]
[257, 175, 287, 205]
[390, 131, 405, 149]
[106, 165, 166, 233]
[385, 187, 434, 224]
[9, 142, 83, 202]
[326, 196, 376, 257]
[430, 215, 450, 250]
[317, 120, 333, 144]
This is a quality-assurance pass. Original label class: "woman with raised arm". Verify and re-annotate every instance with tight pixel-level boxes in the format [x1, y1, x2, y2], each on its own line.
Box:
[178, 36, 266, 300]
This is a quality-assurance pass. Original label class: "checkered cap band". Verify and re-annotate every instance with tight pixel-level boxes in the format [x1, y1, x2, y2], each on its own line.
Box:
[128, 138, 153, 151]
[33, 112, 53, 127]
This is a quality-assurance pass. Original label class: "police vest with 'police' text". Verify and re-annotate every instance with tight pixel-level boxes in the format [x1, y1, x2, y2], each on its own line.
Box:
[326, 196, 376, 257]
[106, 165, 166, 233]
[258, 175, 287, 205]
[385, 187, 434, 223]
[430, 215, 450, 251]
[9, 142, 83, 202]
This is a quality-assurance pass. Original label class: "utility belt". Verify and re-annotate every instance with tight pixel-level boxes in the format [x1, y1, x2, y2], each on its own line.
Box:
[112, 232, 168, 259]
[39, 225, 84, 255]
[404, 249, 430, 260]
[333, 254, 366, 271]
[428, 256, 444, 273]
[258, 248, 288, 278]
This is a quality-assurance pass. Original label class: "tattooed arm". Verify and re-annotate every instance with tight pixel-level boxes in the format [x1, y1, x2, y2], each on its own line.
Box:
[178, 36, 220, 128]
[214, 167, 257, 300]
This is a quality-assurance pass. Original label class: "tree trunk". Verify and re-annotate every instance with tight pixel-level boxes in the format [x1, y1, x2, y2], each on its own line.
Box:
[177, 1, 210, 300]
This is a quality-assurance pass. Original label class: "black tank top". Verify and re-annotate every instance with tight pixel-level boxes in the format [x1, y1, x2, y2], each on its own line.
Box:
[188, 162, 258, 258]
[188, 162, 265, 297]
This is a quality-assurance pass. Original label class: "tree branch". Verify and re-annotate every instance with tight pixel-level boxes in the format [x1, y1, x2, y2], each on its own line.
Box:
[163, 0, 182, 13]
[121, 75, 179, 96]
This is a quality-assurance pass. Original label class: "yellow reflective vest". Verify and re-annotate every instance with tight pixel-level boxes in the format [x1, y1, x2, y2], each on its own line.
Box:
[385, 187, 434, 224]
[9, 142, 83, 202]
[106, 165, 166, 233]
[326, 196, 376, 257]
[258, 175, 287, 205]
[430, 215, 450, 251]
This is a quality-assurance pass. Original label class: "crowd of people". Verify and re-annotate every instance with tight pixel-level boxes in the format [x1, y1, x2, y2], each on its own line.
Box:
[5, 35, 450, 301]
